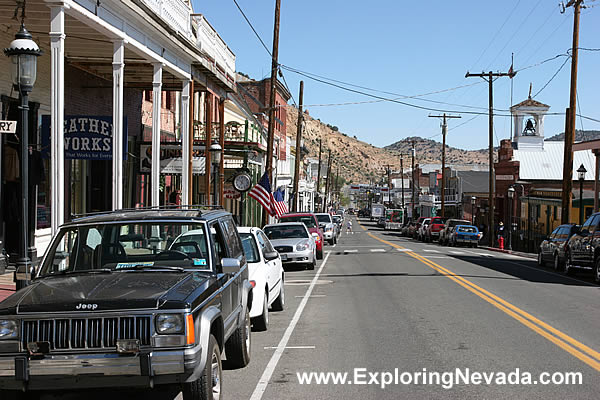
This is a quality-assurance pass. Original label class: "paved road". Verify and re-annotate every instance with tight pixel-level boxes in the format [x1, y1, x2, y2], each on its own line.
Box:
[38, 216, 600, 399]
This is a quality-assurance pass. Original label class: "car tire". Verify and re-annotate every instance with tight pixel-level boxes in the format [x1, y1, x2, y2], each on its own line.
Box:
[328, 238, 335, 245]
[307, 257, 316, 270]
[224, 308, 251, 368]
[553, 253, 562, 271]
[183, 334, 221, 400]
[317, 249, 323, 260]
[252, 291, 269, 332]
[565, 251, 576, 276]
[271, 279, 285, 311]
[595, 257, 600, 284]
[537, 251, 544, 267]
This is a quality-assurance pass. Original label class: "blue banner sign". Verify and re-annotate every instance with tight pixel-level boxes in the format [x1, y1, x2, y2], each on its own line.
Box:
[41, 115, 127, 160]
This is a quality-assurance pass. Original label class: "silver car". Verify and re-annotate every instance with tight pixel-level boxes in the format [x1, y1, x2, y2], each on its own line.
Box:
[315, 213, 338, 245]
[264, 222, 317, 270]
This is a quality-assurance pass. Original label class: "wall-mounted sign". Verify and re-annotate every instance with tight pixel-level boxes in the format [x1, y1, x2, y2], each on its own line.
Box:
[0, 120, 17, 134]
[496, 174, 515, 181]
[140, 144, 206, 175]
[41, 115, 127, 160]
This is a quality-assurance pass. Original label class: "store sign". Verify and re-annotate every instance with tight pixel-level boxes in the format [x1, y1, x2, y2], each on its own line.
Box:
[140, 144, 206, 175]
[0, 120, 17, 134]
[224, 189, 241, 199]
[496, 174, 515, 181]
[41, 115, 127, 160]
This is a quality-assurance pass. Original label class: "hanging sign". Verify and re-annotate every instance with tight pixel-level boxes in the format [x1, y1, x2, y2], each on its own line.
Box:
[41, 115, 127, 160]
[0, 120, 17, 134]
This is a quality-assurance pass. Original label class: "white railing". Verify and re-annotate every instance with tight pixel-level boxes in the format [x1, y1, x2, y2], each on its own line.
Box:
[141, 0, 193, 39]
[193, 14, 236, 79]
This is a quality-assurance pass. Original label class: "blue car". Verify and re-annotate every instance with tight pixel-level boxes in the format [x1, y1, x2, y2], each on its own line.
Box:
[449, 225, 481, 247]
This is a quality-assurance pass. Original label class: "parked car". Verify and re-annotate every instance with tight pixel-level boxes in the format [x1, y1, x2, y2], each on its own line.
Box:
[449, 224, 481, 247]
[537, 224, 579, 271]
[348, 208, 355, 215]
[332, 214, 343, 233]
[264, 222, 317, 270]
[425, 217, 447, 242]
[564, 213, 600, 279]
[439, 219, 471, 245]
[315, 213, 338, 245]
[412, 217, 426, 239]
[0, 208, 252, 399]
[401, 222, 412, 236]
[417, 218, 431, 241]
[238, 227, 285, 332]
[279, 213, 323, 259]
[377, 216, 387, 228]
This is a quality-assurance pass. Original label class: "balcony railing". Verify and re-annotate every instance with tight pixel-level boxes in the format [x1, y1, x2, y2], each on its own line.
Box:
[193, 14, 236, 80]
[141, 0, 193, 39]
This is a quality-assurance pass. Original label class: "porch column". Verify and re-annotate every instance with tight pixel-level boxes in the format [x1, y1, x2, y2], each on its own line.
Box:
[219, 99, 225, 206]
[151, 63, 163, 207]
[49, 4, 66, 234]
[112, 40, 125, 210]
[181, 80, 191, 206]
[595, 150, 600, 212]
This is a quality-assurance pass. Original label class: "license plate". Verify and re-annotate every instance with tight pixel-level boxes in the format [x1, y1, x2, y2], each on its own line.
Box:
[280, 254, 287, 261]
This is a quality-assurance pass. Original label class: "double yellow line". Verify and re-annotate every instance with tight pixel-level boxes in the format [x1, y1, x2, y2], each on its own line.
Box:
[360, 221, 600, 372]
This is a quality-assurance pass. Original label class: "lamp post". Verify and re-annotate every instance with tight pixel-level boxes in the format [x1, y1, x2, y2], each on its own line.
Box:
[471, 196, 476, 226]
[209, 141, 222, 206]
[507, 187, 515, 251]
[577, 164, 587, 225]
[4, 24, 42, 289]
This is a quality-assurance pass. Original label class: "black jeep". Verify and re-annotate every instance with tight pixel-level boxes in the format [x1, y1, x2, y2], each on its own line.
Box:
[0, 208, 252, 399]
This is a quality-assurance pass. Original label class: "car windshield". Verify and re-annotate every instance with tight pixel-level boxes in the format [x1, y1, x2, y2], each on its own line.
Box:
[332, 216, 342, 223]
[239, 233, 260, 263]
[39, 222, 209, 276]
[316, 214, 332, 223]
[280, 215, 317, 228]
[264, 226, 308, 240]
[432, 218, 446, 224]
[450, 220, 470, 227]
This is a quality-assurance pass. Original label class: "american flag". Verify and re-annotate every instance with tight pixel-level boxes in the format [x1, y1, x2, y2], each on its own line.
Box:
[272, 188, 289, 218]
[249, 172, 275, 217]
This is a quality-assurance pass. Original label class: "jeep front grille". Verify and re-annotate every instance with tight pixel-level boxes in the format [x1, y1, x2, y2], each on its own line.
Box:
[22, 316, 151, 350]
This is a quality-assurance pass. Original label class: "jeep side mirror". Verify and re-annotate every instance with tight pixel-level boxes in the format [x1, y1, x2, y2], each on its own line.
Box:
[263, 251, 279, 261]
[222, 258, 241, 274]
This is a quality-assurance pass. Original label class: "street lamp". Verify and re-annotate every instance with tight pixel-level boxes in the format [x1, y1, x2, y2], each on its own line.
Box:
[209, 141, 222, 206]
[507, 187, 515, 251]
[577, 164, 587, 226]
[471, 196, 476, 226]
[4, 23, 42, 289]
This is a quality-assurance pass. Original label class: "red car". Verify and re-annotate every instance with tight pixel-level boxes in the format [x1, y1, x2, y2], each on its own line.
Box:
[425, 217, 448, 242]
[279, 213, 324, 259]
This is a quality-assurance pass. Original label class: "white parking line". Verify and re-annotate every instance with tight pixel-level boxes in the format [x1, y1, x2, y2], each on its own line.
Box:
[423, 249, 439, 253]
[263, 346, 315, 350]
[250, 252, 332, 400]
[370, 249, 386, 253]
[344, 249, 358, 253]
[294, 295, 326, 298]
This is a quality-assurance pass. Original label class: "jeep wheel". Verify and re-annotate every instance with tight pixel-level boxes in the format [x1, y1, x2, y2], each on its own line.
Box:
[271, 280, 285, 311]
[225, 308, 251, 368]
[252, 292, 269, 332]
[183, 334, 221, 400]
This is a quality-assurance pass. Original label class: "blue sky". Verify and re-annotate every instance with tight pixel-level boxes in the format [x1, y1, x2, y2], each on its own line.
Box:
[194, 0, 600, 150]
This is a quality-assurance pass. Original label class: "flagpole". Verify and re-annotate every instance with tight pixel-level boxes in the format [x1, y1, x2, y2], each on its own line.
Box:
[510, 52, 514, 142]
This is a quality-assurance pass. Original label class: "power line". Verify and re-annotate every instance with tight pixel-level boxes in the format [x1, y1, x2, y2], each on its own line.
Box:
[231, 0, 272, 56]
[532, 55, 571, 98]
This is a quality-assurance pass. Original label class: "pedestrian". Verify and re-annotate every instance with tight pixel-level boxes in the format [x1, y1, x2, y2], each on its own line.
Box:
[346, 219, 353, 235]
[497, 222, 505, 246]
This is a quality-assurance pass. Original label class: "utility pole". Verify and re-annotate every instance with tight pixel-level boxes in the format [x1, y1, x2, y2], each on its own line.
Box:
[386, 164, 392, 206]
[429, 113, 461, 217]
[466, 70, 514, 244]
[323, 149, 332, 212]
[292, 81, 304, 212]
[263, 0, 281, 226]
[561, 0, 584, 224]
[335, 165, 340, 206]
[400, 154, 405, 213]
[316, 138, 322, 212]
[411, 140, 416, 219]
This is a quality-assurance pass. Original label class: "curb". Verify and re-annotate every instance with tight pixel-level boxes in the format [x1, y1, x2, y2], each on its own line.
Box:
[482, 246, 536, 259]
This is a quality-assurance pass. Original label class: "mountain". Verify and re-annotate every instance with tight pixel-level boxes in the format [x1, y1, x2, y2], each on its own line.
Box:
[546, 130, 600, 142]
[286, 109, 493, 184]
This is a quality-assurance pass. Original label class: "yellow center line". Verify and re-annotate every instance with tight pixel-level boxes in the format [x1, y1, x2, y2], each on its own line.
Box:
[363, 229, 600, 372]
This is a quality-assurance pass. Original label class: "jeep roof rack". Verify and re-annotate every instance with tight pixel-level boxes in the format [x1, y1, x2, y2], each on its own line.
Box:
[70, 204, 224, 220]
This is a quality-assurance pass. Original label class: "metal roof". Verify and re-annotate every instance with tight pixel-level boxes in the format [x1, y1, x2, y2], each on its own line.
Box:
[513, 141, 596, 181]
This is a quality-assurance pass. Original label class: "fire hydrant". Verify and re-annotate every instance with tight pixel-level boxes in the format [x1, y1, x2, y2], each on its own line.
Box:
[498, 236, 505, 250]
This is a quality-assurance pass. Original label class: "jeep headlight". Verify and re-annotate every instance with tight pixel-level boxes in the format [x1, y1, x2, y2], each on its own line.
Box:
[156, 314, 184, 335]
[0, 320, 18, 340]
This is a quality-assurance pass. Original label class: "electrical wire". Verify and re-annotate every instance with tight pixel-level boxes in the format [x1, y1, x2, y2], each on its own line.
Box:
[532, 56, 571, 98]
[231, 0, 272, 57]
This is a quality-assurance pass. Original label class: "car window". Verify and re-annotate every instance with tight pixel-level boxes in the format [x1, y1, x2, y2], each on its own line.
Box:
[316, 214, 332, 223]
[590, 215, 600, 234]
[210, 223, 228, 266]
[239, 233, 260, 263]
[221, 218, 244, 259]
[280, 215, 317, 228]
[550, 228, 559, 239]
[258, 231, 276, 253]
[264, 226, 309, 239]
[582, 215, 594, 231]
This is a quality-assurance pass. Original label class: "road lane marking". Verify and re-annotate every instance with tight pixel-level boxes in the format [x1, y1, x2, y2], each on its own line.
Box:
[396, 248, 412, 252]
[370, 249, 386, 253]
[263, 346, 315, 350]
[250, 251, 332, 400]
[450, 251, 464, 255]
[366, 231, 600, 372]
[294, 295, 326, 298]
[344, 249, 358, 253]
[423, 249, 439, 253]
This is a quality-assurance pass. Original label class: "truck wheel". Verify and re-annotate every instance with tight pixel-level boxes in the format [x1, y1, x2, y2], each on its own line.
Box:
[225, 308, 251, 368]
[271, 280, 285, 311]
[252, 291, 269, 332]
[183, 334, 221, 400]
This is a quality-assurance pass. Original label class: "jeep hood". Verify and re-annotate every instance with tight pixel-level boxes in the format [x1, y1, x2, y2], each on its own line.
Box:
[1, 271, 213, 314]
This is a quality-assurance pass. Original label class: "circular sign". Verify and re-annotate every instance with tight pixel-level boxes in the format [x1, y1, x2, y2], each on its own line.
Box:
[233, 172, 252, 192]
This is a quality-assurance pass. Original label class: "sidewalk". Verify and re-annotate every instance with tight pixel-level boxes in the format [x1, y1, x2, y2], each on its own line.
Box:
[482, 246, 537, 260]
[0, 271, 16, 302]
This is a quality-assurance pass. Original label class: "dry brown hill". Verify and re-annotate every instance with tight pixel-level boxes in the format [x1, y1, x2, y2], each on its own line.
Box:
[287, 108, 492, 184]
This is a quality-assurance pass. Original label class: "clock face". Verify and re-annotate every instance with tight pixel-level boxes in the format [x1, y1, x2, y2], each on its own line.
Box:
[233, 173, 252, 192]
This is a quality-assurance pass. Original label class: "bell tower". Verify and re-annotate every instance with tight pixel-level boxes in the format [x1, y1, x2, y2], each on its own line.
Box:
[510, 86, 550, 150]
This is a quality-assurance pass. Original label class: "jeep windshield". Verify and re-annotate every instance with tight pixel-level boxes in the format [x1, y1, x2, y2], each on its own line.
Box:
[39, 222, 210, 277]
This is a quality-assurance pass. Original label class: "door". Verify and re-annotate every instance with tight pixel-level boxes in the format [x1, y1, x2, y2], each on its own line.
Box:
[210, 222, 233, 326]
[220, 218, 245, 316]
[589, 215, 600, 266]
[573, 216, 593, 262]
[257, 230, 280, 302]
[580, 215, 600, 265]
